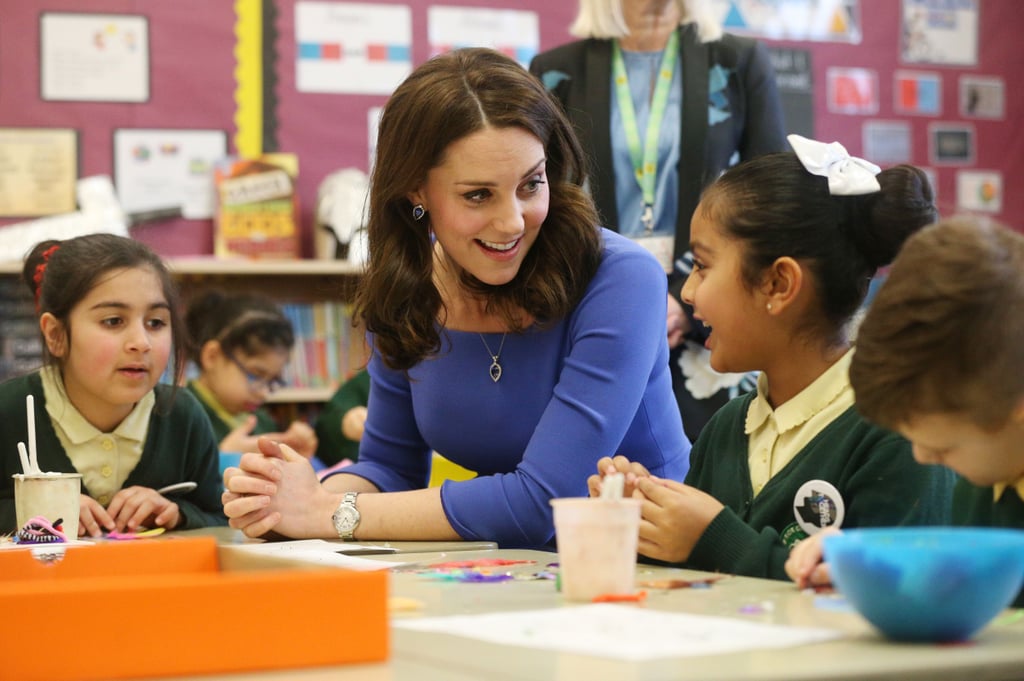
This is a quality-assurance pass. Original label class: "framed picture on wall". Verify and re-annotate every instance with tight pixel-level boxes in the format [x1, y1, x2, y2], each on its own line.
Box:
[893, 70, 941, 116]
[959, 76, 1005, 119]
[901, 0, 978, 66]
[863, 121, 912, 165]
[113, 129, 227, 220]
[40, 13, 150, 102]
[0, 127, 78, 217]
[929, 124, 975, 165]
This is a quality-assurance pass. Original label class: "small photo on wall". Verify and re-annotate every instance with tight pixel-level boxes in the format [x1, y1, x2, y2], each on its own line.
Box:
[894, 71, 941, 116]
[863, 121, 912, 165]
[928, 124, 974, 165]
[956, 170, 1002, 213]
[827, 67, 878, 115]
[959, 76, 1005, 119]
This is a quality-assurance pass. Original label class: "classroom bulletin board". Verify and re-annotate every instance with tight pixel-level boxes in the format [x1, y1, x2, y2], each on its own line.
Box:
[0, 0, 1020, 259]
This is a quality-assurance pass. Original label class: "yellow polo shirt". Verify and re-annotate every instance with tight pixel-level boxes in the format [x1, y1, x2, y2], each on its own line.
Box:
[993, 479, 1024, 502]
[746, 349, 855, 496]
[41, 366, 152, 506]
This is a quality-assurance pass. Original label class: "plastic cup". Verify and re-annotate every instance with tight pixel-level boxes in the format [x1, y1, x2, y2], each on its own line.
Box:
[13, 473, 82, 540]
[550, 497, 642, 601]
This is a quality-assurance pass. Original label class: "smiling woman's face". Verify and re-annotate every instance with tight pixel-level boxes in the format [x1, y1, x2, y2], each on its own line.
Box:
[410, 125, 549, 287]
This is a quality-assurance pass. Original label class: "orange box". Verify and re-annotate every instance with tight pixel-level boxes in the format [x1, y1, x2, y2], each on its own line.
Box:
[0, 537, 388, 681]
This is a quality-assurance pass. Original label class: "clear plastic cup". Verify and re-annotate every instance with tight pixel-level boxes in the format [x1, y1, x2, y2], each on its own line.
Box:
[13, 472, 82, 540]
[551, 497, 642, 601]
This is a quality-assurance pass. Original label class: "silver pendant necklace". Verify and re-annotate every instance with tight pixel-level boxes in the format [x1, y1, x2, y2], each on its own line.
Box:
[478, 332, 508, 383]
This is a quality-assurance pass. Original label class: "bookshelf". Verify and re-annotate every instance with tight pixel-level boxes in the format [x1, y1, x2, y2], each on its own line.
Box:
[0, 258, 364, 405]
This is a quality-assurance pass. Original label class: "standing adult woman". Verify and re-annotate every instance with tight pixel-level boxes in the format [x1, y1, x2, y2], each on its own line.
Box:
[530, 0, 787, 441]
[222, 48, 690, 549]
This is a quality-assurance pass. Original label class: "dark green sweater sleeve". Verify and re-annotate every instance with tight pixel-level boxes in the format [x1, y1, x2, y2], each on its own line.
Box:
[0, 374, 225, 532]
[313, 370, 369, 466]
[683, 396, 956, 580]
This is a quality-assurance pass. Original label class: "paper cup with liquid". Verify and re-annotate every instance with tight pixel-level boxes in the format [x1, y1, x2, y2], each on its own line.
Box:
[551, 497, 642, 601]
[13, 472, 83, 540]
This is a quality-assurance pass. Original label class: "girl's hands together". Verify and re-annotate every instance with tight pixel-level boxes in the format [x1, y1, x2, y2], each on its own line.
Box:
[633, 477, 723, 563]
[587, 455, 650, 499]
[79, 494, 115, 537]
[105, 486, 181, 533]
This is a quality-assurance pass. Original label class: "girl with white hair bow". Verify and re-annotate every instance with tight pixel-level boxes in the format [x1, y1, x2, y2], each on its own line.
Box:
[587, 136, 957, 581]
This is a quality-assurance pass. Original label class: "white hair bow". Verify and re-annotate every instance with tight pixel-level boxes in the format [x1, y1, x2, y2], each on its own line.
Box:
[787, 134, 881, 196]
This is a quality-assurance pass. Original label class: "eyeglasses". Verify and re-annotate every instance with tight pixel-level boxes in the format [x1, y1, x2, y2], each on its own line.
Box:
[225, 352, 287, 394]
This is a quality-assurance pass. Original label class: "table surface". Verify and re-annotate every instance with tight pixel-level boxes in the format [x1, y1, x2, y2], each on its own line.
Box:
[135, 531, 1024, 681]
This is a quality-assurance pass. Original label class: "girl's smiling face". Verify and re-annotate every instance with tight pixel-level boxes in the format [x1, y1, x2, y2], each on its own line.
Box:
[409, 125, 549, 288]
[43, 266, 173, 432]
[681, 206, 766, 374]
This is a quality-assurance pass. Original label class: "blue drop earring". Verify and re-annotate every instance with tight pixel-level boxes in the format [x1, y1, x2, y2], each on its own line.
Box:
[412, 204, 426, 221]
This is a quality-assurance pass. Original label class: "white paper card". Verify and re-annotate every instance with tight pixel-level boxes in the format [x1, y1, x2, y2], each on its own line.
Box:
[395, 604, 844, 660]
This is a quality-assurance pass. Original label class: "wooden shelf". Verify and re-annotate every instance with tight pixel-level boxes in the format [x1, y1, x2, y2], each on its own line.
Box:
[266, 386, 337, 403]
[0, 258, 361, 276]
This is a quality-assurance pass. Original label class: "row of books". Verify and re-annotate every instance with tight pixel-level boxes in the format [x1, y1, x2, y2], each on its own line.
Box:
[279, 301, 365, 390]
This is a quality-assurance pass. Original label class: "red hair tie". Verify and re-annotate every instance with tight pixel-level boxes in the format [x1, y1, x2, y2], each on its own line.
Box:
[33, 244, 60, 310]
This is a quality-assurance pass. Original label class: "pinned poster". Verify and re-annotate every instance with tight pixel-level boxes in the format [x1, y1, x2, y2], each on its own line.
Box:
[901, 0, 978, 66]
[894, 71, 941, 116]
[960, 76, 1005, 119]
[827, 67, 878, 115]
[428, 7, 539, 67]
[295, 1, 411, 95]
[863, 121, 912, 165]
[711, 0, 862, 43]
[929, 123, 974, 165]
[956, 170, 1002, 213]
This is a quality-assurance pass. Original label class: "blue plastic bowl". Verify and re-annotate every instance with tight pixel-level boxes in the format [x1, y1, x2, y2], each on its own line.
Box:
[824, 527, 1024, 642]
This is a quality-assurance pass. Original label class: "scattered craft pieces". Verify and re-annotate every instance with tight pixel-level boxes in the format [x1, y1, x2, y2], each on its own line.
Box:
[15, 516, 67, 544]
[428, 558, 534, 569]
[105, 527, 167, 540]
[592, 590, 648, 603]
[418, 570, 516, 583]
[638, 575, 728, 590]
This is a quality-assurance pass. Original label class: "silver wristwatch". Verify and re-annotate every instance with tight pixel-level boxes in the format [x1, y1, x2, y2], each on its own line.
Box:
[331, 491, 361, 540]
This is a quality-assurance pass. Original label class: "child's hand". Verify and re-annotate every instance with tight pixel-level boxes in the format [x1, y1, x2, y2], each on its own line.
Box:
[633, 477, 724, 563]
[105, 486, 182, 533]
[79, 494, 115, 537]
[278, 420, 318, 459]
[341, 406, 368, 442]
[586, 455, 651, 498]
[785, 527, 839, 589]
[220, 414, 260, 453]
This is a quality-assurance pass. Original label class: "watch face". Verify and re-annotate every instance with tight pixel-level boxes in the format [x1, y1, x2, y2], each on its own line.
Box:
[334, 505, 359, 532]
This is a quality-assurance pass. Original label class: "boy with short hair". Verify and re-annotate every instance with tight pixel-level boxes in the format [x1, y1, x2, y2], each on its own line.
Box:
[785, 216, 1024, 596]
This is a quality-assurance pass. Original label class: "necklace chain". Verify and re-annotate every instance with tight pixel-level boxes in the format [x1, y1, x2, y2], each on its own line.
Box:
[478, 332, 507, 383]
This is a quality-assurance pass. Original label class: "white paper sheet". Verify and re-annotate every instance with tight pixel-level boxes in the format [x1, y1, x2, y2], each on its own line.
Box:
[394, 604, 844, 660]
[229, 539, 405, 571]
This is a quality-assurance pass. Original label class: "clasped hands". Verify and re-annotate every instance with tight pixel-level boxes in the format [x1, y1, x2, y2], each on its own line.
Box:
[221, 437, 330, 539]
[587, 455, 723, 563]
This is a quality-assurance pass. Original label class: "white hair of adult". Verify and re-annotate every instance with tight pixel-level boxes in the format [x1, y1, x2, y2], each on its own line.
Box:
[569, 0, 723, 43]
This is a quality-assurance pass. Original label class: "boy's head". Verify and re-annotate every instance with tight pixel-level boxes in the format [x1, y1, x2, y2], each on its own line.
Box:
[850, 216, 1024, 484]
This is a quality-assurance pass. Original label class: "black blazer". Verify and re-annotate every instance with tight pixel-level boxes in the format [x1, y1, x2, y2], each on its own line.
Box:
[530, 24, 787, 268]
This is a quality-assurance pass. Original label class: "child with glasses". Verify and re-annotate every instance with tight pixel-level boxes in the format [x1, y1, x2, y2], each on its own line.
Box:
[184, 291, 318, 460]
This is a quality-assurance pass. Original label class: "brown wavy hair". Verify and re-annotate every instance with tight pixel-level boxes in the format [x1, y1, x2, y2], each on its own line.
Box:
[355, 48, 601, 371]
[851, 216, 1024, 431]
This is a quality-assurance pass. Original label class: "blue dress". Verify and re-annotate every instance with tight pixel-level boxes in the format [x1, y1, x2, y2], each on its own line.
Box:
[339, 230, 691, 548]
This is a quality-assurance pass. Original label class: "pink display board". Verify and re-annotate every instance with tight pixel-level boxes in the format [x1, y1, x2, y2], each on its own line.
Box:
[0, 0, 1020, 259]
